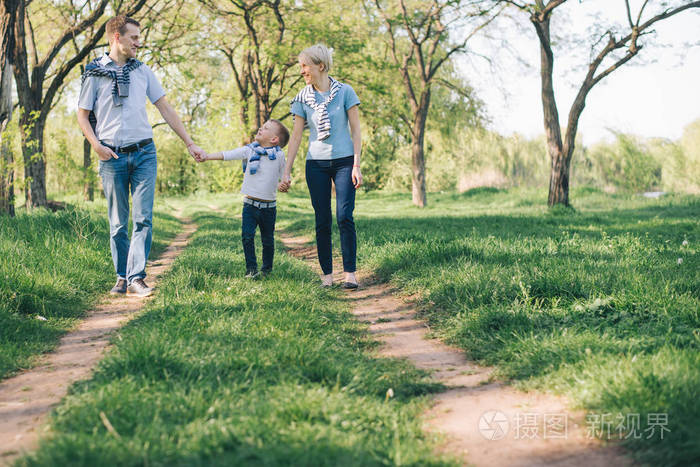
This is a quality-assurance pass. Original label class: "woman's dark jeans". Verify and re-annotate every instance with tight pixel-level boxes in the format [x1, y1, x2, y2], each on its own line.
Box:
[305, 156, 356, 275]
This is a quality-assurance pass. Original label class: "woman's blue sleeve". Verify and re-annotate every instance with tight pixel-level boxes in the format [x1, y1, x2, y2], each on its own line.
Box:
[344, 85, 361, 110]
[291, 101, 306, 118]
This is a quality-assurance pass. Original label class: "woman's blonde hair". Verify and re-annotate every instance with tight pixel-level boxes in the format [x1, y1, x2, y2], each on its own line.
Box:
[299, 44, 333, 72]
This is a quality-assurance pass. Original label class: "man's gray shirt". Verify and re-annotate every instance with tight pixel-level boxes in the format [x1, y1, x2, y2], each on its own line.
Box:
[78, 54, 166, 147]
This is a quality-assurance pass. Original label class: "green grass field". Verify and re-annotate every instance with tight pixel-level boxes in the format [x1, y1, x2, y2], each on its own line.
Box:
[5, 187, 699, 465]
[279, 186, 699, 466]
[17, 195, 449, 466]
[0, 200, 181, 380]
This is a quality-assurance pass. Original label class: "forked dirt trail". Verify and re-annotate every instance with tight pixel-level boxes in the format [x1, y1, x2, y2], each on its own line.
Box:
[281, 234, 633, 467]
[0, 217, 196, 465]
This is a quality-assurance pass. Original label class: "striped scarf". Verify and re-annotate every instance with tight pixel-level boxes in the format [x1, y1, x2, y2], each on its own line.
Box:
[243, 141, 282, 174]
[291, 77, 343, 140]
[81, 55, 143, 129]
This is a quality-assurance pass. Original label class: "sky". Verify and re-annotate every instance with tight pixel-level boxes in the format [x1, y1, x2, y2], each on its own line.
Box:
[458, 2, 700, 145]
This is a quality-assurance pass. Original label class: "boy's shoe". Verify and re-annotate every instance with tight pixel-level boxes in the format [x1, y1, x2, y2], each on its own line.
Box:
[261, 269, 271, 278]
[110, 278, 127, 294]
[127, 278, 153, 297]
[245, 269, 260, 279]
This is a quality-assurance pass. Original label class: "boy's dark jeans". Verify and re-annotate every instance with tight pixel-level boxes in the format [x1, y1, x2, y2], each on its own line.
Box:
[305, 155, 356, 275]
[241, 203, 276, 273]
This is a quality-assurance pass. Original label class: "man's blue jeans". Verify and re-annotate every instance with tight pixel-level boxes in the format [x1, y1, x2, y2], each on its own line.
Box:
[241, 203, 276, 273]
[98, 142, 157, 283]
[305, 156, 356, 275]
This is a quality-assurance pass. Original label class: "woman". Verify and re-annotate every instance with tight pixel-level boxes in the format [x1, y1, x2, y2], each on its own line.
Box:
[280, 44, 362, 288]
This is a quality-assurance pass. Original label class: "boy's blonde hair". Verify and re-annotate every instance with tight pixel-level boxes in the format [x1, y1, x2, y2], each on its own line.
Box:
[299, 44, 333, 73]
[269, 119, 290, 147]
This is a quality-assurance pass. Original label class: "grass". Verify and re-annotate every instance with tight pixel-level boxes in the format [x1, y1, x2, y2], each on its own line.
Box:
[276, 186, 699, 466]
[0, 199, 181, 380]
[7, 187, 698, 465]
[17, 194, 451, 466]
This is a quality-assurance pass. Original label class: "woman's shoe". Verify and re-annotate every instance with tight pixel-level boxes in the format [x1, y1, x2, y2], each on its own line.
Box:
[320, 274, 334, 287]
[343, 272, 358, 289]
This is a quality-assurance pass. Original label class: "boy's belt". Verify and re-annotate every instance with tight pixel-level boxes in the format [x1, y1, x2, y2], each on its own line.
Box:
[244, 198, 276, 209]
[102, 138, 153, 153]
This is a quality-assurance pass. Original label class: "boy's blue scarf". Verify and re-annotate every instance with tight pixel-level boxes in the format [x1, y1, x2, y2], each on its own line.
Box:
[244, 141, 282, 174]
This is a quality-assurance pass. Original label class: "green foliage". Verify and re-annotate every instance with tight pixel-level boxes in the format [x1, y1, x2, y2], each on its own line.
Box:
[154, 134, 199, 195]
[648, 119, 700, 194]
[381, 129, 551, 193]
[0, 200, 181, 379]
[277, 187, 698, 466]
[680, 119, 700, 187]
[585, 133, 662, 193]
[12, 0, 699, 205]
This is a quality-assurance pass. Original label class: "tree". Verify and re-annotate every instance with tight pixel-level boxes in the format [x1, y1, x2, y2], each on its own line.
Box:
[199, 0, 288, 139]
[501, 0, 700, 206]
[198, 0, 336, 142]
[0, 0, 17, 216]
[12, 0, 147, 207]
[371, 0, 499, 207]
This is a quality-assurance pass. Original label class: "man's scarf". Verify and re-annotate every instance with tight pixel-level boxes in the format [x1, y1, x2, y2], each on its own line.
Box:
[81, 55, 143, 129]
[244, 141, 282, 174]
[290, 77, 342, 140]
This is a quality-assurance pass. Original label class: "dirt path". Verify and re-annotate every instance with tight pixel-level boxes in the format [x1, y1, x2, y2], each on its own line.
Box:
[0, 217, 196, 465]
[281, 233, 633, 467]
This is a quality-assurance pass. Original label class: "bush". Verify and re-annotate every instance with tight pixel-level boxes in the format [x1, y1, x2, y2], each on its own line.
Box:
[586, 133, 662, 193]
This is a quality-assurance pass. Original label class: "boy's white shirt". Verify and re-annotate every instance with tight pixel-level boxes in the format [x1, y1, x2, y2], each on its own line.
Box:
[222, 146, 285, 201]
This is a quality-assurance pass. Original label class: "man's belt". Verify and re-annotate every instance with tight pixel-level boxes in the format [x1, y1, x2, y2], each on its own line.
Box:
[244, 197, 276, 209]
[102, 138, 153, 154]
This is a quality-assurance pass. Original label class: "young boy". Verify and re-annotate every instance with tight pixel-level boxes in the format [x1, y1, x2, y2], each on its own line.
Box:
[200, 119, 289, 278]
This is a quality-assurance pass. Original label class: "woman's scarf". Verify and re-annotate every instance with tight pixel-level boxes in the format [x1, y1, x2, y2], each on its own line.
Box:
[291, 77, 343, 140]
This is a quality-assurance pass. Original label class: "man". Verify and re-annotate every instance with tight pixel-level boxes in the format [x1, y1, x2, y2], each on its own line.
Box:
[77, 15, 204, 297]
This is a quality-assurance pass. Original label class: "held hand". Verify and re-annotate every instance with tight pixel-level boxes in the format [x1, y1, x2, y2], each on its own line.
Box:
[352, 166, 362, 189]
[279, 174, 292, 192]
[187, 143, 206, 162]
[96, 144, 118, 161]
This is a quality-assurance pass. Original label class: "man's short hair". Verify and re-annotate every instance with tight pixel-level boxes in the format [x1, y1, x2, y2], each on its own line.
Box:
[106, 15, 140, 38]
[270, 119, 290, 147]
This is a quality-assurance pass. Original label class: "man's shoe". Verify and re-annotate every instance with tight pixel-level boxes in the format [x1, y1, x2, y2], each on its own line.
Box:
[245, 269, 260, 279]
[110, 279, 127, 295]
[127, 278, 153, 297]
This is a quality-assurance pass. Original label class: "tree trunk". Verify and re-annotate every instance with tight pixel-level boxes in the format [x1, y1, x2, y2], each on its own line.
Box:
[411, 101, 429, 207]
[240, 98, 250, 144]
[0, 61, 14, 217]
[83, 138, 93, 201]
[548, 148, 569, 206]
[0, 135, 13, 216]
[0, 58, 13, 216]
[532, 14, 569, 207]
[0, 0, 17, 216]
[19, 105, 47, 207]
[254, 89, 261, 131]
